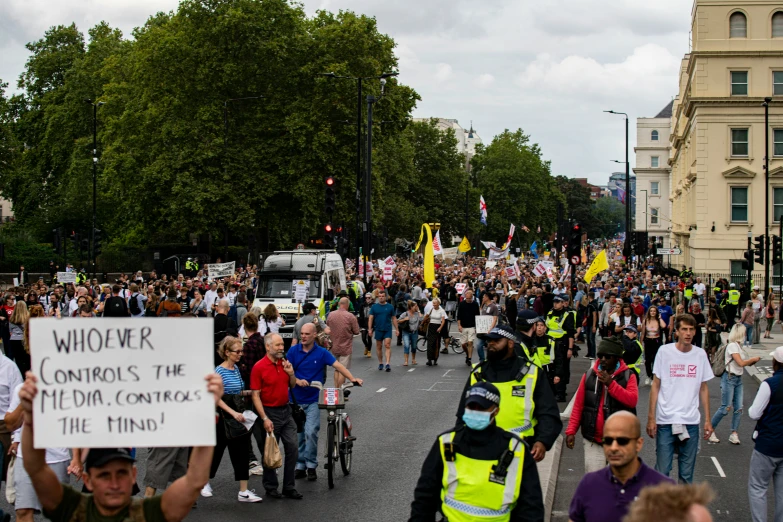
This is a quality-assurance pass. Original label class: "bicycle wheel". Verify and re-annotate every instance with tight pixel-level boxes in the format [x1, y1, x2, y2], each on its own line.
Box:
[327, 422, 337, 489]
[416, 335, 428, 353]
[451, 337, 464, 354]
[340, 424, 352, 475]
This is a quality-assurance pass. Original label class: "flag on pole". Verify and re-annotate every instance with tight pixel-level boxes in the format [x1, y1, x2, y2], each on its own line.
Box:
[530, 241, 538, 259]
[480, 196, 488, 225]
[458, 236, 471, 252]
[520, 224, 530, 233]
[432, 230, 444, 256]
[505, 224, 516, 248]
[584, 249, 610, 283]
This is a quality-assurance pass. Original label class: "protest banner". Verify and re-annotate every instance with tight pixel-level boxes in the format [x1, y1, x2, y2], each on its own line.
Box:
[13, 278, 19, 287]
[532, 262, 547, 277]
[208, 261, 235, 278]
[455, 283, 467, 295]
[30, 318, 216, 448]
[57, 272, 77, 284]
[292, 280, 310, 303]
[503, 266, 517, 280]
[383, 256, 395, 268]
[383, 265, 393, 281]
[485, 261, 497, 269]
[476, 316, 499, 334]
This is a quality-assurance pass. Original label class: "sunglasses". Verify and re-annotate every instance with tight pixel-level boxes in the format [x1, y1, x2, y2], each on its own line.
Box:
[230, 350, 244, 354]
[602, 436, 633, 446]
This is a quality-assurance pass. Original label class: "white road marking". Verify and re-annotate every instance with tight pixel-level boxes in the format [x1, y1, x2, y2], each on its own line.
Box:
[711, 456, 726, 478]
[442, 369, 453, 378]
[377, 387, 387, 393]
[408, 368, 415, 372]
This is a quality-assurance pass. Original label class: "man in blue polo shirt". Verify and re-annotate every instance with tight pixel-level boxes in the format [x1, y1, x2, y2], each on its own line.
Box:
[287, 322, 363, 481]
[569, 411, 672, 522]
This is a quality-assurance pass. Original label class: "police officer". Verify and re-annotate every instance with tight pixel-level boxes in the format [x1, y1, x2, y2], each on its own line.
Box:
[411, 382, 544, 521]
[547, 295, 576, 402]
[725, 283, 740, 323]
[457, 323, 562, 462]
[620, 324, 644, 380]
[531, 317, 556, 396]
[185, 257, 195, 276]
[76, 268, 87, 285]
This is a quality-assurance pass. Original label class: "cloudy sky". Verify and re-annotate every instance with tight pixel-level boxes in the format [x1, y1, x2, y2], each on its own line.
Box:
[1, 0, 692, 185]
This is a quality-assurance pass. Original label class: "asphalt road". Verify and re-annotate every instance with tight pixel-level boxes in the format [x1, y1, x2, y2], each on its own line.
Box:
[551, 351, 773, 521]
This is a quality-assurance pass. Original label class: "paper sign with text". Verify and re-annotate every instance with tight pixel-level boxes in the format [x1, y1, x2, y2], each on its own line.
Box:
[208, 261, 235, 279]
[503, 266, 517, 280]
[30, 318, 216, 449]
[383, 256, 395, 268]
[383, 266, 393, 281]
[455, 283, 467, 295]
[475, 316, 498, 334]
[57, 272, 77, 284]
[292, 280, 310, 303]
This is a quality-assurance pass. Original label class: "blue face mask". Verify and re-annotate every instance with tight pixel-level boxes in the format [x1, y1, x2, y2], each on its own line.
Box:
[462, 409, 494, 431]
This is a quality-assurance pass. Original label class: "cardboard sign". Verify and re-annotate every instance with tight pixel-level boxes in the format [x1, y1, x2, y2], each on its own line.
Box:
[383, 256, 395, 268]
[503, 266, 517, 280]
[383, 265, 393, 281]
[208, 261, 235, 278]
[455, 283, 467, 295]
[57, 272, 77, 284]
[532, 262, 547, 277]
[292, 280, 310, 303]
[30, 318, 216, 448]
[485, 261, 497, 269]
[476, 315, 499, 334]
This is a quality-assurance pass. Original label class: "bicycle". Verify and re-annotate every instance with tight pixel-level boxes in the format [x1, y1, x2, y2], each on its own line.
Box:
[417, 318, 464, 354]
[309, 380, 359, 489]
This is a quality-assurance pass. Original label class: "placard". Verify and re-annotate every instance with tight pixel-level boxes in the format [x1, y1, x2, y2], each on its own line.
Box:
[13, 278, 19, 287]
[485, 261, 497, 269]
[475, 315, 499, 334]
[503, 266, 517, 280]
[57, 272, 77, 284]
[383, 265, 393, 281]
[383, 256, 395, 268]
[208, 261, 235, 279]
[30, 318, 216, 448]
[455, 283, 467, 295]
[292, 280, 310, 303]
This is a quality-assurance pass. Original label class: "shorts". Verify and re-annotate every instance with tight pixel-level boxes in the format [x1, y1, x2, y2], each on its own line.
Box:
[144, 447, 189, 490]
[461, 327, 477, 344]
[374, 330, 392, 341]
[336, 354, 352, 369]
[15, 458, 68, 511]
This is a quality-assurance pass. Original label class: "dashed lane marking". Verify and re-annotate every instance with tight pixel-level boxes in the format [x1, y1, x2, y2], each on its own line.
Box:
[408, 369, 415, 372]
[710, 456, 726, 478]
[377, 387, 387, 393]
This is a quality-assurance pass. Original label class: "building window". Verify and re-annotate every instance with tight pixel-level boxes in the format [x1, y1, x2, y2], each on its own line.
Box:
[776, 72, 783, 95]
[731, 128, 749, 156]
[731, 71, 748, 96]
[650, 208, 659, 225]
[651, 130, 659, 141]
[730, 11, 747, 38]
[775, 187, 783, 223]
[775, 129, 783, 156]
[651, 181, 660, 195]
[651, 156, 659, 168]
[773, 11, 783, 37]
[731, 186, 749, 222]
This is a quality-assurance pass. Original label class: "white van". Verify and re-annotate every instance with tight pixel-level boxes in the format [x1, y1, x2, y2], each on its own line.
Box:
[252, 250, 347, 340]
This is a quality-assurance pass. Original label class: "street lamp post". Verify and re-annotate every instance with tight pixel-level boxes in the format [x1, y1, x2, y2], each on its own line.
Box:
[605, 110, 631, 259]
[320, 71, 398, 277]
[763, 97, 772, 294]
[84, 99, 104, 278]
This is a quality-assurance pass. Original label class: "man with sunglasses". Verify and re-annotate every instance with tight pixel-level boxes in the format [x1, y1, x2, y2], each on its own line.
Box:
[569, 412, 673, 522]
[565, 337, 639, 473]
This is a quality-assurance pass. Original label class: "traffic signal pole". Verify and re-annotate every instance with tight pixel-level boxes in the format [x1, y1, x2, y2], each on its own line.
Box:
[747, 233, 753, 290]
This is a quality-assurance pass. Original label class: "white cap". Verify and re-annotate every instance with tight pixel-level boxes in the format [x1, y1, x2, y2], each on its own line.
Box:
[730, 283, 736, 288]
[770, 346, 783, 363]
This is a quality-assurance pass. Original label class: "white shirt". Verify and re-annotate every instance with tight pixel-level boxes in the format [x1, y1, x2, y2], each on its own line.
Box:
[725, 342, 745, 376]
[0, 356, 23, 416]
[227, 291, 237, 306]
[749, 380, 774, 420]
[204, 290, 219, 309]
[694, 283, 706, 296]
[9, 384, 70, 462]
[259, 316, 284, 335]
[428, 307, 447, 324]
[653, 343, 713, 425]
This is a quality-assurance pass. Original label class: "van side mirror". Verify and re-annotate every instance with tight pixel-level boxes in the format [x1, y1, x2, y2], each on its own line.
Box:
[327, 289, 335, 302]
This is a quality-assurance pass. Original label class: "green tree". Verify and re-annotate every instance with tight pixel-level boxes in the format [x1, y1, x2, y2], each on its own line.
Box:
[589, 196, 626, 239]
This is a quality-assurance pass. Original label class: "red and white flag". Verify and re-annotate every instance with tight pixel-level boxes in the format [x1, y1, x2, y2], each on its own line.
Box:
[506, 224, 516, 247]
[432, 230, 444, 256]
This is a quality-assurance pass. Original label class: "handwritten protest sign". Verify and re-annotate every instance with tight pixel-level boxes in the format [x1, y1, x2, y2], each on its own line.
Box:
[476, 316, 499, 334]
[485, 261, 497, 269]
[292, 280, 310, 303]
[503, 266, 517, 280]
[208, 261, 235, 279]
[383, 265, 393, 281]
[57, 272, 77, 284]
[30, 318, 215, 448]
[455, 283, 467, 295]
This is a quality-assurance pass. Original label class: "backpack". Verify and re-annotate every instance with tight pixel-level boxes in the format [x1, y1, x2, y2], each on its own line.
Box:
[129, 293, 141, 315]
[712, 341, 734, 377]
[105, 296, 127, 317]
[227, 304, 238, 324]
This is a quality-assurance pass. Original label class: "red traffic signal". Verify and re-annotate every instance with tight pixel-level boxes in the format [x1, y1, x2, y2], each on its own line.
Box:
[325, 223, 334, 233]
[325, 176, 335, 186]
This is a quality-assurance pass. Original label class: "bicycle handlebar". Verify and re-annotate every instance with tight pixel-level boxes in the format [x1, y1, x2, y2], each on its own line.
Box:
[309, 381, 359, 391]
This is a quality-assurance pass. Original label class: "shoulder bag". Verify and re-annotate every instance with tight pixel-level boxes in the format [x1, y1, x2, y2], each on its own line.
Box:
[221, 393, 250, 439]
[419, 314, 431, 335]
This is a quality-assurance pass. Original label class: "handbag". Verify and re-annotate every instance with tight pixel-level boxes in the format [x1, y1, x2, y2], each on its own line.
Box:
[220, 393, 250, 439]
[418, 314, 431, 334]
[263, 432, 283, 469]
[5, 453, 15, 504]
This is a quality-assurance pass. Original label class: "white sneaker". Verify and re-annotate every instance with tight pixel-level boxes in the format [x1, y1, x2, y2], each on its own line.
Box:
[200, 483, 213, 497]
[708, 432, 720, 443]
[238, 489, 263, 503]
[249, 464, 264, 475]
[644, 377, 651, 387]
[728, 433, 740, 445]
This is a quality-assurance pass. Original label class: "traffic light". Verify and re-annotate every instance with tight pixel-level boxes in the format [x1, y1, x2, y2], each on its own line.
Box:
[754, 234, 765, 266]
[81, 238, 89, 252]
[93, 228, 103, 257]
[324, 223, 334, 246]
[567, 223, 582, 260]
[772, 235, 782, 265]
[324, 176, 335, 215]
[742, 249, 754, 270]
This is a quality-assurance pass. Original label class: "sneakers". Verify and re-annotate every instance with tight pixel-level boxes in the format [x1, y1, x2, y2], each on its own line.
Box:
[385, 364, 391, 372]
[378, 364, 384, 371]
[294, 469, 307, 480]
[708, 432, 720, 443]
[238, 490, 263, 503]
[249, 464, 264, 475]
[364, 349, 371, 357]
[200, 483, 213, 497]
[282, 489, 304, 500]
[729, 433, 740, 445]
[248, 460, 259, 469]
[644, 377, 651, 387]
[307, 468, 317, 481]
[465, 357, 472, 367]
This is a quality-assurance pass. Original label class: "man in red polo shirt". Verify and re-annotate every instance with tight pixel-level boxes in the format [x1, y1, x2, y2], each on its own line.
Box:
[250, 333, 303, 500]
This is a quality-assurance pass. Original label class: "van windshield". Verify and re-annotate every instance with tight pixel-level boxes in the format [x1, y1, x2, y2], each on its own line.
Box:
[255, 277, 321, 299]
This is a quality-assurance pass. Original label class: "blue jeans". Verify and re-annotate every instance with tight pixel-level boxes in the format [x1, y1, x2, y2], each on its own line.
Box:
[296, 402, 321, 470]
[744, 323, 754, 345]
[655, 424, 700, 483]
[402, 331, 418, 355]
[711, 372, 743, 433]
[586, 329, 597, 358]
[474, 337, 485, 362]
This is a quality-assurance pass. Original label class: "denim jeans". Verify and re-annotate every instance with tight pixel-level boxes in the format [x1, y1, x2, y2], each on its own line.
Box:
[586, 329, 597, 358]
[655, 424, 700, 483]
[753, 317, 761, 344]
[711, 372, 743, 433]
[402, 331, 418, 355]
[296, 402, 321, 470]
[745, 323, 754, 345]
[474, 337, 485, 362]
[748, 449, 783, 522]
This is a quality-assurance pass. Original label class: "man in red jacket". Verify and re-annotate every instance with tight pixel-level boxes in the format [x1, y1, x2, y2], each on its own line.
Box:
[564, 336, 639, 473]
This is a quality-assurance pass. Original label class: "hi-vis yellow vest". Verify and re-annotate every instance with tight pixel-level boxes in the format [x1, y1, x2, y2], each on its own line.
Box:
[439, 431, 525, 522]
[470, 360, 539, 437]
[626, 339, 644, 373]
[535, 337, 554, 366]
[728, 290, 740, 305]
[546, 312, 567, 339]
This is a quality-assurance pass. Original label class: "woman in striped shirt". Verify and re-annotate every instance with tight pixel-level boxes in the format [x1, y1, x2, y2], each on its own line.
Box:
[202, 336, 263, 503]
